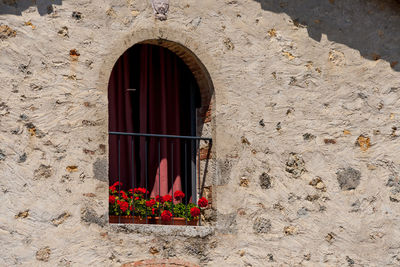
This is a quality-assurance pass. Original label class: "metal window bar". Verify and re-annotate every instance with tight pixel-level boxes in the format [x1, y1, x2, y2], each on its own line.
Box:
[110, 132, 212, 226]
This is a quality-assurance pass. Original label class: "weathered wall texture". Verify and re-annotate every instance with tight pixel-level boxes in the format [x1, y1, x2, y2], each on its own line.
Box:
[1, 0, 400, 266]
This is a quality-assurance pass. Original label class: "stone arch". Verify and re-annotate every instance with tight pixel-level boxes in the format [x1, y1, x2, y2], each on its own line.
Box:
[97, 27, 216, 113]
[137, 39, 213, 111]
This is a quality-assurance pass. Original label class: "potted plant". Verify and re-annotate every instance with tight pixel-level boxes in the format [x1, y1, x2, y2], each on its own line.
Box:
[109, 184, 209, 226]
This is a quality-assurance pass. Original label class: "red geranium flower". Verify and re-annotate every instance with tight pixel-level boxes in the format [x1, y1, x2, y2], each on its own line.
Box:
[161, 210, 172, 221]
[120, 191, 128, 200]
[146, 199, 156, 207]
[162, 194, 172, 203]
[190, 207, 200, 218]
[110, 181, 122, 192]
[109, 195, 116, 204]
[134, 188, 148, 195]
[198, 197, 208, 208]
[117, 200, 129, 212]
[174, 190, 185, 201]
[155, 195, 161, 202]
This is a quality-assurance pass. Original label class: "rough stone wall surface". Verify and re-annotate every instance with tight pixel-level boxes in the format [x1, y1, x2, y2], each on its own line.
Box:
[0, 0, 400, 266]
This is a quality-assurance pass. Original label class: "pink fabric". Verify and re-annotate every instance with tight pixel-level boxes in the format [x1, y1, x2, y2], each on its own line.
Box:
[109, 44, 188, 197]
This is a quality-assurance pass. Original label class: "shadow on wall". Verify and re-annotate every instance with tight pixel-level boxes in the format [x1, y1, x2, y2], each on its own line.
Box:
[254, 0, 400, 71]
[0, 0, 62, 16]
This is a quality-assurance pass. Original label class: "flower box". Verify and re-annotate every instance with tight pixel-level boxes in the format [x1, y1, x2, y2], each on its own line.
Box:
[109, 182, 208, 226]
[109, 216, 155, 224]
[161, 217, 198, 226]
[109, 215, 198, 225]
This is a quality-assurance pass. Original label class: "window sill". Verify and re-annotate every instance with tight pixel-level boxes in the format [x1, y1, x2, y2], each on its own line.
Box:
[109, 224, 214, 238]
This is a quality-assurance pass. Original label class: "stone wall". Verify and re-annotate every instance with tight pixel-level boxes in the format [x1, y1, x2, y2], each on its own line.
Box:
[1, 0, 400, 266]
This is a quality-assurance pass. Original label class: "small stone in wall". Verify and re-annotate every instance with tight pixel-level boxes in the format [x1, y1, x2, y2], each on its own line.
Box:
[356, 135, 371, 151]
[106, 8, 117, 18]
[0, 102, 9, 116]
[25, 122, 45, 138]
[0, 149, 5, 161]
[241, 136, 250, 145]
[149, 246, 159, 255]
[324, 138, 336, 144]
[81, 207, 106, 227]
[19, 64, 31, 75]
[297, 207, 309, 217]
[336, 167, 361, 191]
[309, 177, 326, 192]
[15, 210, 29, 219]
[223, 38, 234, 50]
[343, 130, 351, 135]
[259, 119, 265, 127]
[285, 153, 306, 178]
[282, 51, 295, 60]
[66, 165, 78, 172]
[99, 144, 106, 154]
[58, 26, 69, 38]
[24, 21, 36, 29]
[0, 24, 16, 40]
[286, 107, 294, 115]
[60, 175, 71, 183]
[276, 122, 281, 131]
[386, 176, 400, 193]
[51, 212, 71, 226]
[306, 195, 321, 203]
[36, 246, 51, 262]
[72, 11, 82, 20]
[34, 164, 52, 180]
[237, 208, 246, 216]
[303, 133, 316, 141]
[18, 153, 27, 163]
[288, 193, 301, 202]
[389, 195, 400, 202]
[259, 172, 272, 189]
[267, 28, 277, 37]
[273, 202, 284, 211]
[328, 49, 345, 66]
[253, 217, 271, 233]
[350, 200, 361, 212]
[240, 177, 249, 187]
[82, 120, 97, 126]
[325, 232, 335, 243]
[283, 225, 297, 235]
[304, 253, 311, 261]
[70, 49, 80, 61]
[346, 256, 355, 266]
[93, 158, 107, 182]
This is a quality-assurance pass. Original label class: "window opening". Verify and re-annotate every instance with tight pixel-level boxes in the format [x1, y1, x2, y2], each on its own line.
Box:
[108, 44, 211, 225]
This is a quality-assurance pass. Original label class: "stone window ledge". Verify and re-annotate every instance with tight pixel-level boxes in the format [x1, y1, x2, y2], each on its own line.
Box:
[109, 224, 214, 238]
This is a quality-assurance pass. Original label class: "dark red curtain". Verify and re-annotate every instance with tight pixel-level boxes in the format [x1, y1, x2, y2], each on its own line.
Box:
[108, 44, 196, 198]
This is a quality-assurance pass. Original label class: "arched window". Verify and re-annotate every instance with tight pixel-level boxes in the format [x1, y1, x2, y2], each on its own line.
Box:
[108, 43, 211, 216]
